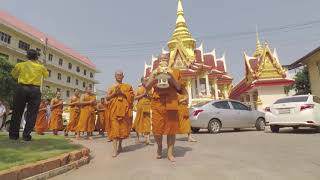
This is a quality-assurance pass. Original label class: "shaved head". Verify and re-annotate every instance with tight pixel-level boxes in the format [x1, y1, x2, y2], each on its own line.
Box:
[115, 70, 124, 83]
[115, 70, 124, 76]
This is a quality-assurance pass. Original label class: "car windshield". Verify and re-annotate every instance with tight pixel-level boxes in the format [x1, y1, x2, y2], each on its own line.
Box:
[274, 96, 308, 104]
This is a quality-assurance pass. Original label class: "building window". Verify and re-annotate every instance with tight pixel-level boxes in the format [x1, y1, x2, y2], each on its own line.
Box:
[57, 88, 61, 92]
[67, 76, 71, 83]
[90, 72, 93, 78]
[68, 63, 72, 70]
[83, 69, 87, 76]
[83, 82, 86, 88]
[0, 53, 9, 61]
[17, 59, 24, 63]
[76, 79, 79, 85]
[57, 73, 62, 80]
[89, 84, 92, 89]
[48, 54, 53, 61]
[77, 66, 80, 73]
[18, 40, 30, 51]
[59, 58, 63, 66]
[0, 31, 11, 44]
[48, 69, 51, 77]
[66, 90, 70, 97]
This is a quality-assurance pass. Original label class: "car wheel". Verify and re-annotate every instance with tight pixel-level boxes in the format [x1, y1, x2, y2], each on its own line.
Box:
[208, 119, 221, 134]
[191, 127, 200, 133]
[255, 118, 266, 131]
[270, 125, 280, 133]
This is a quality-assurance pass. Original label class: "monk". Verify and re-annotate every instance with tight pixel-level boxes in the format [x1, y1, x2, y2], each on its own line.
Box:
[106, 70, 134, 157]
[49, 91, 63, 135]
[133, 77, 152, 145]
[145, 54, 182, 162]
[76, 87, 96, 140]
[95, 98, 106, 136]
[35, 99, 48, 135]
[64, 89, 81, 136]
[178, 83, 196, 142]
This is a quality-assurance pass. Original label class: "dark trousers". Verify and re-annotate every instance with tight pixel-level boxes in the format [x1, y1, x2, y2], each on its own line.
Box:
[9, 84, 41, 138]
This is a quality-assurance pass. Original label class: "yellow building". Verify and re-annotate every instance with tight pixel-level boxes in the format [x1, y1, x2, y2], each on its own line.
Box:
[230, 34, 294, 111]
[144, 0, 233, 106]
[290, 46, 320, 97]
[0, 10, 98, 100]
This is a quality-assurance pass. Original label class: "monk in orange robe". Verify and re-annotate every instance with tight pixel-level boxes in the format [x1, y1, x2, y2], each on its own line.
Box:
[49, 91, 63, 135]
[95, 98, 106, 136]
[178, 83, 196, 142]
[133, 77, 152, 144]
[76, 86, 96, 140]
[64, 89, 80, 136]
[35, 99, 48, 135]
[106, 70, 134, 157]
[145, 55, 182, 162]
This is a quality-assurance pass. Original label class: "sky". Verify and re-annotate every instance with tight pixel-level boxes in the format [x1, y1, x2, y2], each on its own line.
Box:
[1, 0, 320, 90]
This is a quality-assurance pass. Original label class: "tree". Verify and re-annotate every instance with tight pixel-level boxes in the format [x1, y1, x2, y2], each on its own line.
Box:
[42, 87, 55, 100]
[293, 66, 311, 95]
[0, 55, 17, 108]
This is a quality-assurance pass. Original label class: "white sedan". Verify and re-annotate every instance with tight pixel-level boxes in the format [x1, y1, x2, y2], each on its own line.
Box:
[265, 95, 320, 133]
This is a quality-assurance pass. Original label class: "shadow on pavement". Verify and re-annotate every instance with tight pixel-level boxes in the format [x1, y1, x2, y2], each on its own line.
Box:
[265, 128, 319, 134]
[162, 146, 192, 158]
[121, 143, 150, 153]
[194, 128, 257, 134]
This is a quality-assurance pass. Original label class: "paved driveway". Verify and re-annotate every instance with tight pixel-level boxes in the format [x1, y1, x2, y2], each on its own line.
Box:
[52, 128, 320, 180]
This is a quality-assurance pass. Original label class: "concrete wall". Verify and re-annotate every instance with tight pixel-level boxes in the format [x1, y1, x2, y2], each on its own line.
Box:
[306, 56, 320, 97]
[257, 86, 288, 111]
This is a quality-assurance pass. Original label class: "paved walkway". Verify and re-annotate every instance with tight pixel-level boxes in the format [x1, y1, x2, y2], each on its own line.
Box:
[52, 129, 320, 180]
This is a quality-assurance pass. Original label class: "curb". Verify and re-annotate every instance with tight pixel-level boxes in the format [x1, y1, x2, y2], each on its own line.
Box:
[25, 156, 90, 180]
[0, 147, 90, 180]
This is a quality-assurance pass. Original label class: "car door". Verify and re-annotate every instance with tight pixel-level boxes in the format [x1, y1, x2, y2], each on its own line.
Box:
[211, 101, 237, 128]
[230, 101, 254, 128]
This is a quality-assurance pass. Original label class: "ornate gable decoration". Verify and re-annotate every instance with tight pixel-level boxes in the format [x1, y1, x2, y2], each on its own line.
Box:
[256, 42, 286, 79]
[169, 38, 194, 68]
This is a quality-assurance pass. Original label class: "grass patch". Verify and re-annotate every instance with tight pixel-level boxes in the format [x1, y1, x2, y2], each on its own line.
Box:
[0, 133, 82, 171]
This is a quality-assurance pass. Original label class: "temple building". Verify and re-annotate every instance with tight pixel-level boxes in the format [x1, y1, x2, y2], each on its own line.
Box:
[229, 33, 294, 111]
[144, 0, 233, 106]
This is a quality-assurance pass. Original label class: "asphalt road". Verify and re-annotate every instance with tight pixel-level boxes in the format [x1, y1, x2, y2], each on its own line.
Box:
[52, 128, 320, 180]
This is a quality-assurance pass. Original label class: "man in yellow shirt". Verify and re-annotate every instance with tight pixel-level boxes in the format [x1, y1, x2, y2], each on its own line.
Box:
[9, 49, 48, 141]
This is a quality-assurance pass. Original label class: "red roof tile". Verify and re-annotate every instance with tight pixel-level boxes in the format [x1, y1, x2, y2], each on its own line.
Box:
[216, 60, 225, 72]
[0, 10, 96, 68]
[203, 54, 216, 68]
[195, 50, 202, 63]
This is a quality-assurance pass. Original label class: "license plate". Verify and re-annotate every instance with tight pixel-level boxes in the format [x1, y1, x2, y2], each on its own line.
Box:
[278, 108, 291, 114]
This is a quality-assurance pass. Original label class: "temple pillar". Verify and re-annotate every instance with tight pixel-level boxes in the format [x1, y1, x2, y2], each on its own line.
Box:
[187, 79, 192, 106]
[196, 75, 201, 97]
[223, 84, 229, 99]
[191, 79, 197, 99]
[249, 92, 254, 110]
[214, 78, 219, 100]
[205, 74, 211, 96]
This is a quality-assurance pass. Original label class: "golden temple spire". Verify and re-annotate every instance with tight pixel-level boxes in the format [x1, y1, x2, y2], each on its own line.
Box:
[168, 0, 195, 52]
[253, 26, 263, 57]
